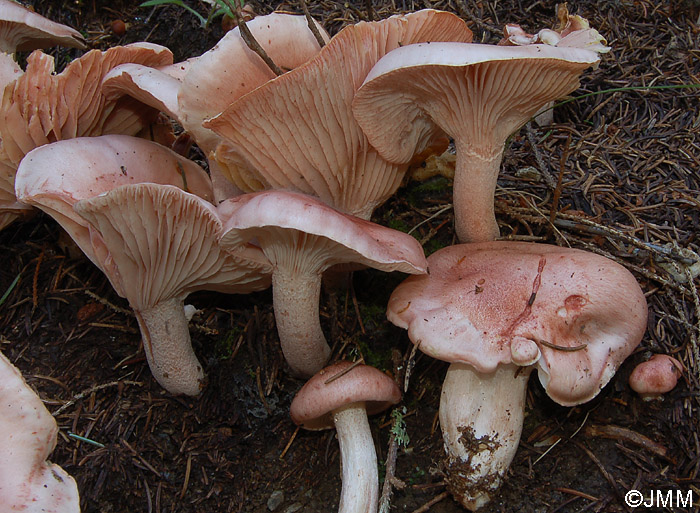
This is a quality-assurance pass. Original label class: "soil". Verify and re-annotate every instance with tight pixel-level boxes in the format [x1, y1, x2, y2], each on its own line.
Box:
[1, 1, 699, 512]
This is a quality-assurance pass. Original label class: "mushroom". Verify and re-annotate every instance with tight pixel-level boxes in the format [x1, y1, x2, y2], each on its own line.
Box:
[218, 190, 427, 377]
[0, 42, 173, 169]
[102, 12, 330, 202]
[0, 350, 80, 512]
[15, 135, 271, 395]
[499, 5, 611, 54]
[386, 241, 648, 509]
[0, 49, 20, 86]
[14, 134, 213, 261]
[0, 159, 31, 230]
[290, 361, 401, 513]
[497, 7, 611, 126]
[205, 9, 472, 219]
[0, 54, 26, 228]
[0, 0, 85, 54]
[0, 41, 173, 231]
[352, 41, 602, 241]
[629, 354, 683, 400]
[74, 183, 271, 395]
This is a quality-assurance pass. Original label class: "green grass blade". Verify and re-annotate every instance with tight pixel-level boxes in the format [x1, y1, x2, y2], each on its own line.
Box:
[0, 273, 20, 307]
[68, 432, 106, 448]
[553, 83, 700, 110]
[140, 0, 207, 27]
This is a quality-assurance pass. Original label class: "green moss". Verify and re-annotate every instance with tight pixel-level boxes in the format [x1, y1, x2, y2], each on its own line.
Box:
[407, 466, 426, 485]
[406, 176, 451, 206]
[390, 407, 410, 447]
[215, 327, 242, 360]
[414, 176, 451, 194]
[387, 217, 411, 233]
[355, 337, 393, 370]
[424, 238, 448, 256]
[359, 302, 387, 327]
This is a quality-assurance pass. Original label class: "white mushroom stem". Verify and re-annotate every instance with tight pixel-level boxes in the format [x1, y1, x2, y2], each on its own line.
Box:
[272, 268, 331, 377]
[440, 363, 532, 511]
[134, 297, 204, 396]
[452, 140, 503, 243]
[333, 403, 379, 513]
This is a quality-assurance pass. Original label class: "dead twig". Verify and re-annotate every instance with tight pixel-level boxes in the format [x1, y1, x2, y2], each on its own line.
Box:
[403, 343, 418, 393]
[279, 425, 300, 460]
[378, 426, 405, 513]
[32, 250, 44, 311]
[350, 279, 366, 335]
[324, 358, 364, 384]
[553, 218, 696, 264]
[223, 0, 283, 75]
[298, 0, 326, 47]
[502, 204, 699, 279]
[548, 132, 572, 240]
[84, 290, 131, 316]
[452, 0, 500, 36]
[378, 346, 414, 512]
[52, 380, 142, 417]
[180, 453, 192, 499]
[122, 439, 162, 477]
[584, 424, 675, 463]
[408, 204, 452, 235]
[410, 491, 449, 513]
[555, 487, 600, 502]
[526, 122, 557, 189]
[537, 338, 587, 352]
[365, 0, 374, 21]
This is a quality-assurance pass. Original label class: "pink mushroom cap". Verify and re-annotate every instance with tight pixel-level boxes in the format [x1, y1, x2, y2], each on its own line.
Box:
[629, 354, 683, 400]
[0, 0, 85, 53]
[0, 351, 80, 512]
[290, 361, 401, 430]
[205, 9, 472, 218]
[387, 241, 648, 406]
[219, 190, 426, 377]
[102, 12, 329, 202]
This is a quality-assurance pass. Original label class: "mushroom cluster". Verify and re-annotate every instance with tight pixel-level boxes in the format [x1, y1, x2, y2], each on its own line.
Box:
[102, 12, 330, 202]
[205, 9, 473, 219]
[0, 3, 665, 512]
[0, 33, 174, 230]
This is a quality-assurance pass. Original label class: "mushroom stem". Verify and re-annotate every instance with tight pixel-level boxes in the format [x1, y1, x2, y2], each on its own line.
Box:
[452, 140, 503, 243]
[134, 297, 205, 396]
[440, 362, 532, 510]
[333, 403, 379, 513]
[272, 268, 331, 377]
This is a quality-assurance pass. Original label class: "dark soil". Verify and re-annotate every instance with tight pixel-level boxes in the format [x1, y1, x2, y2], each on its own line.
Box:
[2, 1, 699, 512]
